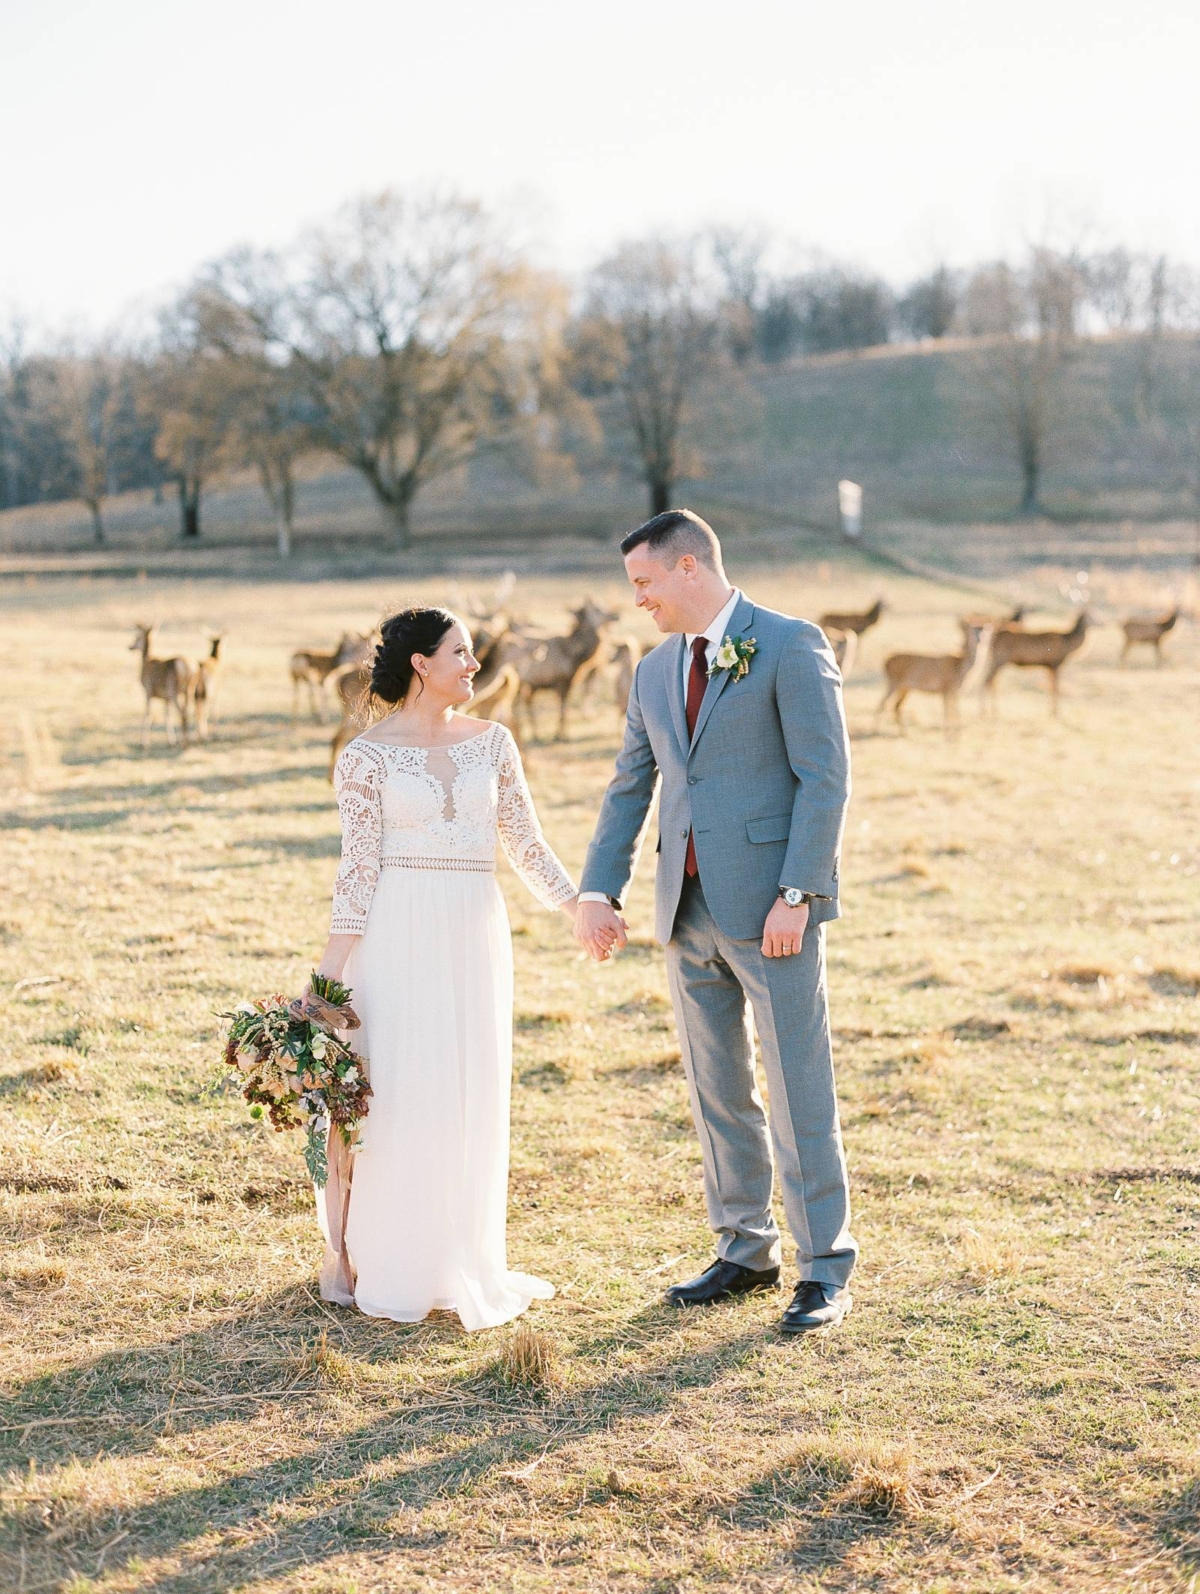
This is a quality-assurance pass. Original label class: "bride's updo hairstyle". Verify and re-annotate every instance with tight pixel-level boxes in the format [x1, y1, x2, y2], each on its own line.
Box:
[370, 606, 458, 705]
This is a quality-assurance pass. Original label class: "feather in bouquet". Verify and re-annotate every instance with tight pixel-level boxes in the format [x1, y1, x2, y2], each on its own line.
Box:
[220, 973, 371, 1187]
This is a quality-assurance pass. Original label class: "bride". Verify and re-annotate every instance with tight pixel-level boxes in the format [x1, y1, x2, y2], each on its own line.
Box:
[311, 606, 578, 1331]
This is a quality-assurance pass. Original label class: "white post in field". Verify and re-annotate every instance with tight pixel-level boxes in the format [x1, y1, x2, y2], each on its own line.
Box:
[837, 479, 863, 540]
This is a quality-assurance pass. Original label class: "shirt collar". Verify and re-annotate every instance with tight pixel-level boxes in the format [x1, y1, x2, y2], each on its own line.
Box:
[687, 588, 742, 651]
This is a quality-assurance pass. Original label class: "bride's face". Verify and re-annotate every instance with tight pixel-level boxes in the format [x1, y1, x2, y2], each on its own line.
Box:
[414, 621, 479, 706]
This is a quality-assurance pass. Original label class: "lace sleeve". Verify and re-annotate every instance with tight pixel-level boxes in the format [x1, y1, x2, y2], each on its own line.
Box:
[331, 742, 384, 934]
[495, 729, 578, 911]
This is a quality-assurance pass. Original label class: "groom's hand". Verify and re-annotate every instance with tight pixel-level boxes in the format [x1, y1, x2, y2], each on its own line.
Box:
[762, 899, 810, 959]
[574, 899, 628, 962]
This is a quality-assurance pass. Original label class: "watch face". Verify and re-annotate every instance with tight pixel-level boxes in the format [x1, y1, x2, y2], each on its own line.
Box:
[783, 888, 803, 906]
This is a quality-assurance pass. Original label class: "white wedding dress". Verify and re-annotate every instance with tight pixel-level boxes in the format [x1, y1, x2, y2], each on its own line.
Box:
[324, 719, 576, 1331]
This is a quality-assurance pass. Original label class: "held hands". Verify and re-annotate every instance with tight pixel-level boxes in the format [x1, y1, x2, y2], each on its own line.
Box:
[761, 898, 809, 959]
[573, 897, 805, 962]
[574, 899, 628, 962]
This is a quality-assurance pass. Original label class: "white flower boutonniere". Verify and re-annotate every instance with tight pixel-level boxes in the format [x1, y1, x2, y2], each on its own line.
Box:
[709, 634, 757, 682]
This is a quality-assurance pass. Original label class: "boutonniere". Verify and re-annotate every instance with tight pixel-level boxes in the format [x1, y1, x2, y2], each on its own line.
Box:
[709, 634, 757, 682]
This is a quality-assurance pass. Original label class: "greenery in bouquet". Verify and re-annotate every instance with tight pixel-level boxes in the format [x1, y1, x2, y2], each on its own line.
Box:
[219, 972, 371, 1187]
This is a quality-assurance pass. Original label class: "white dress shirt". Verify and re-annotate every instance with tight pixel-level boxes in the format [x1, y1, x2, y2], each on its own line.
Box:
[579, 589, 742, 906]
[682, 587, 742, 697]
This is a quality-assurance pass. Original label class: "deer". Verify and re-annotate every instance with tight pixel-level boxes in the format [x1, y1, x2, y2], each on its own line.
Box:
[825, 628, 857, 675]
[819, 597, 885, 639]
[501, 598, 620, 740]
[574, 633, 645, 716]
[327, 664, 370, 779]
[960, 603, 1026, 631]
[980, 609, 1090, 716]
[1121, 607, 1180, 666]
[612, 636, 643, 715]
[130, 623, 200, 748]
[877, 621, 990, 735]
[464, 663, 523, 743]
[290, 632, 374, 723]
[193, 633, 224, 740]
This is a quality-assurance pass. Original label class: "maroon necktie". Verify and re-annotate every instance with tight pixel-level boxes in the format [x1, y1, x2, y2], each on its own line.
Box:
[684, 635, 709, 876]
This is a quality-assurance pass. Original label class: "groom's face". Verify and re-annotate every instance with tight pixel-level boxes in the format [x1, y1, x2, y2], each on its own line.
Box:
[624, 544, 697, 633]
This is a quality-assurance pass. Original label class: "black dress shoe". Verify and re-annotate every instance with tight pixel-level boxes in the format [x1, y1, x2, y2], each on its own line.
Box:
[665, 1258, 780, 1307]
[780, 1280, 852, 1334]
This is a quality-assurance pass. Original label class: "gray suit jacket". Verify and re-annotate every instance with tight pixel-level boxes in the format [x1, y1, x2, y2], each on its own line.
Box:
[580, 593, 851, 945]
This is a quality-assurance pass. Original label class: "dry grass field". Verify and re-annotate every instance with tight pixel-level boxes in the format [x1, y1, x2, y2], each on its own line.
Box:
[1, 549, 1198, 1593]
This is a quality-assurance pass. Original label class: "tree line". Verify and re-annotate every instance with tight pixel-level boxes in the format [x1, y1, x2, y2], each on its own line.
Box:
[2, 192, 1198, 549]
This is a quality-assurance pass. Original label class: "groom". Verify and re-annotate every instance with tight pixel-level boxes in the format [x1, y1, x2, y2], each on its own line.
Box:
[575, 509, 856, 1334]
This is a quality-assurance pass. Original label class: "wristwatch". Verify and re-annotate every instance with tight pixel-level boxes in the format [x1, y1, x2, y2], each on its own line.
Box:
[779, 886, 816, 908]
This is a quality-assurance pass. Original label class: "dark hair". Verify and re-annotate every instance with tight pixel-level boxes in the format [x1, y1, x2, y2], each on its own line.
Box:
[619, 508, 721, 570]
[370, 606, 457, 704]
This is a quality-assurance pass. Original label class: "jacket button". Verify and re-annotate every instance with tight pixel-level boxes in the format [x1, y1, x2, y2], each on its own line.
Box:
[680, 829, 688, 837]
[687, 776, 697, 785]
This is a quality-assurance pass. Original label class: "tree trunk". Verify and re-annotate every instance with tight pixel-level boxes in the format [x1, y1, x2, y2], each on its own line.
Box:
[391, 494, 412, 551]
[263, 461, 294, 558]
[1018, 457, 1041, 516]
[1016, 415, 1041, 516]
[179, 476, 201, 539]
[649, 475, 672, 515]
[87, 499, 105, 544]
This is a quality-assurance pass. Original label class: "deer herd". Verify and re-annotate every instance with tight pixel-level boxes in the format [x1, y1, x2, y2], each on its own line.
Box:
[128, 589, 1185, 754]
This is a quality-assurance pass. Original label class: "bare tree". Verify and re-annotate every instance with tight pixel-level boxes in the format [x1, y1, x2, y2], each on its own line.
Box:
[707, 225, 769, 363]
[754, 263, 893, 361]
[961, 249, 1085, 514]
[144, 304, 234, 539]
[189, 276, 315, 557]
[29, 346, 127, 542]
[577, 236, 718, 514]
[0, 315, 30, 510]
[227, 366, 312, 558]
[897, 265, 959, 341]
[211, 194, 563, 551]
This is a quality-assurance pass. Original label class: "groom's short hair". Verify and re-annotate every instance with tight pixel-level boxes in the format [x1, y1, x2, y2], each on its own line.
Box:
[620, 508, 722, 571]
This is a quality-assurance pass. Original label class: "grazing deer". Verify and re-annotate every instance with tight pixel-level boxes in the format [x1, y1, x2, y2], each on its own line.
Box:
[465, 611, 517, 694]
[961, 603, 1026, 631]
[193, 633, 224, 740]
[290, 632, 374, 723]
[576, 633, 645, 715]
[612, 636, 643, 715]
[819, 597, 885, 639]
[504, 599, 620, 740]
[327, 664, 370, 779]
[877, 621, 990, 735]
[825, 628, 857, 675]
[1121, 607, 1179, 666]
[130, 623, 200, 748]
[981, 610, 1089, 716]
[465, 663, 523, 743]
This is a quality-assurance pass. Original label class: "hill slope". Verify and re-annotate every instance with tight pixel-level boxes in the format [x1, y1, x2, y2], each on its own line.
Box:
[1, 335, 1195, 561]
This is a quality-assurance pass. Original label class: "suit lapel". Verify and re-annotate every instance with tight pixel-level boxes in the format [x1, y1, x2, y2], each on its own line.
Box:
[688, 595, 756, 755]
[666, 633, 689, 755]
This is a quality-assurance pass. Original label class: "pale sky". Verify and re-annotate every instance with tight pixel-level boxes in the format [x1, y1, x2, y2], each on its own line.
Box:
[3, 0, 1198, 330]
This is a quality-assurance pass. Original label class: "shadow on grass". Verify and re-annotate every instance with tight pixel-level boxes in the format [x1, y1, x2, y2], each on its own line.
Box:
[229, 834, 339, 860]
[1158, 1473, 1200, 1577]
[2, 1296, 784, 1593]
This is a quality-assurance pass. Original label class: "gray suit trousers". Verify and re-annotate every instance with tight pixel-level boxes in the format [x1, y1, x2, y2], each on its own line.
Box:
[665, 874, 857, 1284]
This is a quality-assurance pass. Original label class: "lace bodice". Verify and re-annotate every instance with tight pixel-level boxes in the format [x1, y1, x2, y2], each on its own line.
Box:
[330, 720, 577, 933]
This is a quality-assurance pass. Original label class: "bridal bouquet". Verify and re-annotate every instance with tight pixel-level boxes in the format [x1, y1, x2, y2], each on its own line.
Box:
[220, 973, 371, 1188]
